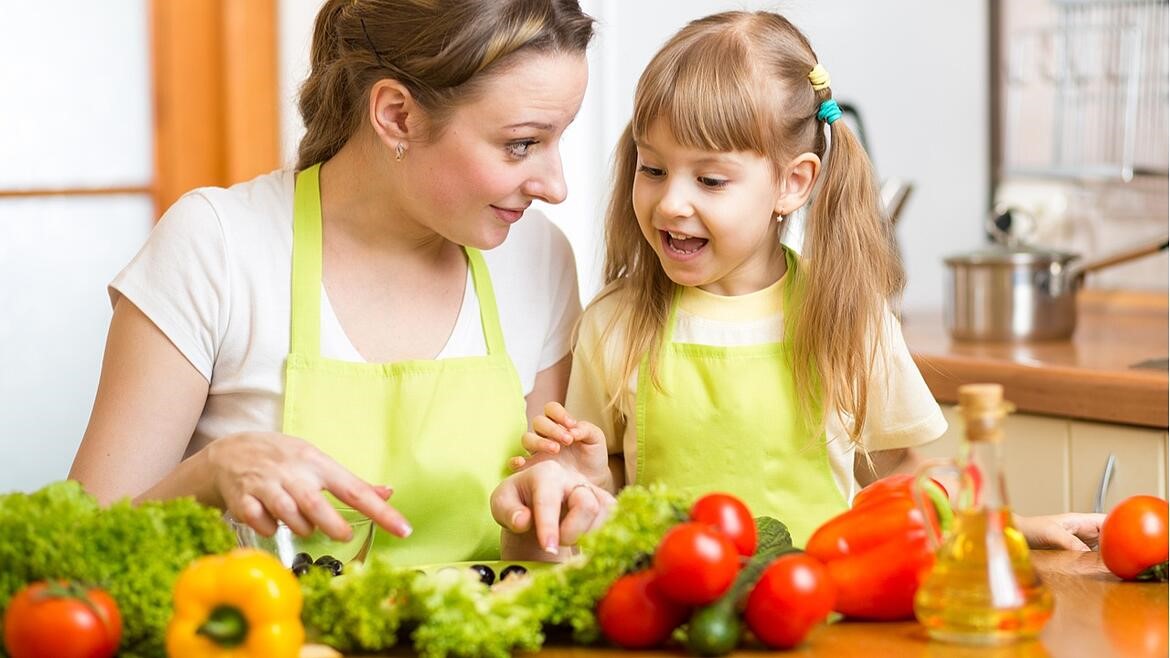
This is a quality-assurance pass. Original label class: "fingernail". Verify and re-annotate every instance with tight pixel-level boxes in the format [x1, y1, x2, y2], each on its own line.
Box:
[510, 509, 525, 530]
[399, 522, 413, 537]
[543, 543, 559, 555]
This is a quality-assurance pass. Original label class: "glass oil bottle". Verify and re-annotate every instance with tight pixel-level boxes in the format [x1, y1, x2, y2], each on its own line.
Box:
[913, 383, 1054, 644]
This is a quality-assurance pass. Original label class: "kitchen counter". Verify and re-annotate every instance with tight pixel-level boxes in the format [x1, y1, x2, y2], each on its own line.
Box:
[902, 290, 1169, 428]
[351, 550, 1167, 657]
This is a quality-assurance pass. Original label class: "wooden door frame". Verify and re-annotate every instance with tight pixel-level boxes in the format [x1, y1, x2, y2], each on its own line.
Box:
[151, 0, 279, 216]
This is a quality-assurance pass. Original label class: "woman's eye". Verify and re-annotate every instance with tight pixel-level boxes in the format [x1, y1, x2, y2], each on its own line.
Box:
[637, 164, 665, 178]
[506, 140, 538, 159]
[698, 176, 728, 189]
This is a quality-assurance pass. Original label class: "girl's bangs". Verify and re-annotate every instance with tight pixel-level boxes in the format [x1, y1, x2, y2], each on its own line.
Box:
[631, 36, 770, 155]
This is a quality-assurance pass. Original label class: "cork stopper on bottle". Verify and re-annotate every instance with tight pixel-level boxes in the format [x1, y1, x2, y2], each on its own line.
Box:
[958, 383, 1012, 441]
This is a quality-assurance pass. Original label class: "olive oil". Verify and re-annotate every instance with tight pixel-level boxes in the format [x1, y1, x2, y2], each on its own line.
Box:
[913, 384, 1054, 645]
[914, 508, 1053, 643]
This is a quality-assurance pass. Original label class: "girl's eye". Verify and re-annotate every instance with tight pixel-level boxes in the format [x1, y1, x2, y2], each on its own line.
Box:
[637, 164, 666, 178]
[506, 139, 538, 159]
[698, 176, 728, 189]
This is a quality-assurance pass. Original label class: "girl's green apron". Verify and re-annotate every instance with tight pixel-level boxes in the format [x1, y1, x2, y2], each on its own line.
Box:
[281, 164, 526, 565]
[635, 260, 847, 547]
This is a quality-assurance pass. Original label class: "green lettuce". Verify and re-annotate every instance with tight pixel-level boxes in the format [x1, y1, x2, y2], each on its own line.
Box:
[0, 481, 235, 658]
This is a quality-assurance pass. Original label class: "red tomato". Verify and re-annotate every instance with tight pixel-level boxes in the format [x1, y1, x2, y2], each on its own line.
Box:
[3, 581, 122, 658]
[744, 553, 835, 650]
[691, 493, 757, 557]
[653, 522, 740, 606]
[1100, 495, 1169, 580]
[597, 571, 689, 649]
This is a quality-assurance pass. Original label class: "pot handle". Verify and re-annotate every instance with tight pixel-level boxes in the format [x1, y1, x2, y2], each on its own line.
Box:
[1067, 234, 1170, 283]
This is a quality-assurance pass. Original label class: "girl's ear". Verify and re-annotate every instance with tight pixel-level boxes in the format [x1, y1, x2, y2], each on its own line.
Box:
[774, 152, 821, 217]
[369, 79, 420, 147]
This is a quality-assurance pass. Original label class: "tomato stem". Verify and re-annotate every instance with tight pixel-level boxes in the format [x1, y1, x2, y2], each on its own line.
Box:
[1136, 562, 1169, 583]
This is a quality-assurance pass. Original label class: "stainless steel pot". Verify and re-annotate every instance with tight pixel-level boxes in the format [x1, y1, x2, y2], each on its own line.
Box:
[944, 225, 1169, 341]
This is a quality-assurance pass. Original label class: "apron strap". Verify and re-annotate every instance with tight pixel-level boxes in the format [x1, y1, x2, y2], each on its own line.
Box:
[465, 247, 507, 356]
[290, 165, 507, 359]
[290, 164, 324, 358]
[663, 285, 683, 344]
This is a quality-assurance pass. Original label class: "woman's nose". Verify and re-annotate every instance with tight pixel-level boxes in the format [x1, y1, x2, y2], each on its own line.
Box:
[524, 153, 568, 205]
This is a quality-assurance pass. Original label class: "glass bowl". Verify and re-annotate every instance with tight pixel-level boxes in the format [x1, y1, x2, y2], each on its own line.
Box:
[228, 507, 374, 571]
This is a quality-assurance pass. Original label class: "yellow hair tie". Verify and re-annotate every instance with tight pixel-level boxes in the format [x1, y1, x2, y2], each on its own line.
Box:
[808, 64, 831, 91]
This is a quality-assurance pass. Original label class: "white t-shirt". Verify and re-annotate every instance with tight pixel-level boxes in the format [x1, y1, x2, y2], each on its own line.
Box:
[566, 276, 947, 503]
[110, 169, 580, 457]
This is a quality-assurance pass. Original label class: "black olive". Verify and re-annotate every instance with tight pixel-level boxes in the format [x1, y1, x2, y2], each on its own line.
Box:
[325, 560, 343, 576]
[469, 563, 495, 586]
[314, 554, 338, 566]
[292, 552, 313, 568]
[631, 552, 652, 573]
[291, 563, 311, 577]
[499, 564, 528, 581]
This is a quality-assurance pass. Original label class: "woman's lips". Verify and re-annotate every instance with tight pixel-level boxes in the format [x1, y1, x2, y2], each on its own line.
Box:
[491, 205, 526, 224]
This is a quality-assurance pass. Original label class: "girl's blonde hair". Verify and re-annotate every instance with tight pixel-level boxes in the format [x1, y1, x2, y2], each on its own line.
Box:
[596, 11, 904, 442]
[296, 0, 595, 170]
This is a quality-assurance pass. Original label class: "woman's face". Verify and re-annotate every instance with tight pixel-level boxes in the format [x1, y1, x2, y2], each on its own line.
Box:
[404, 52, 588, 250]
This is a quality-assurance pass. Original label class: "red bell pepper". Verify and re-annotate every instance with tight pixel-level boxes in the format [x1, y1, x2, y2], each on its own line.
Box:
[805, 474, 952, 621]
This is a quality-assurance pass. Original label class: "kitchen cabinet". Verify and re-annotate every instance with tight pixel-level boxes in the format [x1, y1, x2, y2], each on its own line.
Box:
[917, 406, 1168, 516]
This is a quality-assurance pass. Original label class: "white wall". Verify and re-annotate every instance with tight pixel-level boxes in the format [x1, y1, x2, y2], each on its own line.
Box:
[277, 0, 990, 311]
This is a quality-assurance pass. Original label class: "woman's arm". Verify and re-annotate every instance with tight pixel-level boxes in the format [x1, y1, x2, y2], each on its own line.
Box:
[69, 299, 411, 541]
[69, 298, 213, 505]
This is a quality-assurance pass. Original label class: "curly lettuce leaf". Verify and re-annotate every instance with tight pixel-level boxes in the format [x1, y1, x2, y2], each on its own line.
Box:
[0, 481, 235, 658]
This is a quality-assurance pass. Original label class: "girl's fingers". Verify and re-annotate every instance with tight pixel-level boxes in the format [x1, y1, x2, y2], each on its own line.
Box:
[532, 416, 573, 445]
[530, 479, 568, 555]
[509, 455, 529, 471]
[559, 483, 602, 547]
[522, 430, 562, 454]
[570, 421, 605, 445]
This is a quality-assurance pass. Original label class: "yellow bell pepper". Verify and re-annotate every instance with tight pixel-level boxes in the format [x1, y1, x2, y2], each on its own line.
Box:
[166, 548, 304, 658]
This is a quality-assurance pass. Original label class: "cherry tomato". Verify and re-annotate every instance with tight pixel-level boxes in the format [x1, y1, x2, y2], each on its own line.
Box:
[1100, 495, 1169, 580]
[653, 522, 740, 606]
[744, 553, 835, 650]
[3, 581, 122, 658]
[597, 571, 688, 649]
[691, 493, 757, 557]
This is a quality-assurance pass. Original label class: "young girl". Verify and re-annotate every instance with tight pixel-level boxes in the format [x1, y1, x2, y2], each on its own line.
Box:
[493, 10, 1102, 554]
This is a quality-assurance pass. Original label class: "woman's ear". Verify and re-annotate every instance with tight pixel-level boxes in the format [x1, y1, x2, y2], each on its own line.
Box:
[774, 152, 821, 217]
[368, 79, 418, 148]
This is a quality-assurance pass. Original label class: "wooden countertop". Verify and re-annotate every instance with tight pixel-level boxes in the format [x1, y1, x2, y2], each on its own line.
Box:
[902, 290, 1169, 428]
[351, 551, 1167, 658]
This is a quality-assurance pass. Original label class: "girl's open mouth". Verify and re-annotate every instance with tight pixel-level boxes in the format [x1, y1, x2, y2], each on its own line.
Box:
[660, 230, 708, 261]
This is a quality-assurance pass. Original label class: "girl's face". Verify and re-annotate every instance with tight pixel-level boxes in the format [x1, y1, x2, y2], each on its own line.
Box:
[402, 52, 588, 250]
[633, 119, 787, 296]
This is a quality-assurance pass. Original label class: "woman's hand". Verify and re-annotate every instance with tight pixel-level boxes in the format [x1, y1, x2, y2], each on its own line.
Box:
[491, 460, 615, 559]
[510, 402, 613, 492]
[205, 432, 413, 541]
[1015, 512, 1105, 551]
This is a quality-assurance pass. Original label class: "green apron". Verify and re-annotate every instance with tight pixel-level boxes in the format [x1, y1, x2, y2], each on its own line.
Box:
[281, 164, 527, 565]
[635, 260, 847, 547]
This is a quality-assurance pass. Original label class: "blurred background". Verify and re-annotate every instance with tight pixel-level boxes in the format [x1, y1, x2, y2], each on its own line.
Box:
[1, 0, 1166, 493]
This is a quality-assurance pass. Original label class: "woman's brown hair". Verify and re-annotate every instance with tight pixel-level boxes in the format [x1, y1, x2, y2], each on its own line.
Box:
[296, 0, 595, 170]
[597, 10, 904, 443]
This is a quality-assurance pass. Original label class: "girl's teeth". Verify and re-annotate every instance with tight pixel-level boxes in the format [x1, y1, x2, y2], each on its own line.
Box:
[668, 231, 691, 239]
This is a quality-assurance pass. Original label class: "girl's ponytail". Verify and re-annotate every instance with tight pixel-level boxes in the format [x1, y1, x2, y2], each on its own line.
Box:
[793, 111, 905, 442]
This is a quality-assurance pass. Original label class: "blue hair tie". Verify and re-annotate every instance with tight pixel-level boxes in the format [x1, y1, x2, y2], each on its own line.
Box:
[817, 99, 842, 125]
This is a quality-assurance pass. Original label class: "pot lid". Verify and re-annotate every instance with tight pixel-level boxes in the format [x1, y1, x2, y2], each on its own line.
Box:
[944, 242, 1080, 266]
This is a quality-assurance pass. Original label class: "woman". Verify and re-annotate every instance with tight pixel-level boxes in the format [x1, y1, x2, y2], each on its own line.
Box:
[69, 0, 602, 565]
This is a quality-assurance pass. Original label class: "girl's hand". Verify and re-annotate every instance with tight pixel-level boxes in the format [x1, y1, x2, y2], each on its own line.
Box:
[1015, 512, 1105, 551]
[204, 431, 413, 541]
[491, 460, 615, 559]
[510, 402, 613, 492]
